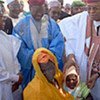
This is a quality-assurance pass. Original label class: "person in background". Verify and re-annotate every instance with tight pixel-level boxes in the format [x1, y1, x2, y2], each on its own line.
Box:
[58, 0, 71, 20]
[71, 0, 86, 15]
[43, 0, 48, 14]
[48, 0, 61, 22]
[64, 3, 71, 15]
[48, 0, 67, 66]
[18, 0, 24, 17]
[23, 48, 74, 100]
[0, 0, 13, 34]
[19, 0, 30, 17]
[13, 0, 64, 89]
[59, 0, 100, 99]
[6, 0, 22, 26]
[0, 14, 23, 100]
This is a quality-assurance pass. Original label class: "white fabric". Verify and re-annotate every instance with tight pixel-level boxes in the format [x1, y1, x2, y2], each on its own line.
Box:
[59, 11, 88, 70]
[94, 21, 100, 36]
[9, 16, 22, 27]
[30, 14, 49, 50]
[6, 0, 14, 5]
[0, 30, 21, 100]
[65, 66, 78, 77]
[94, 21, 100, 31]
[85, 37, 91, 48]
[59, 11, 100, 100]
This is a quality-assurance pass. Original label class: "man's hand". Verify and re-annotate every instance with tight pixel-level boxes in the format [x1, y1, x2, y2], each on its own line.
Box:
[92, 66, 100, 76]
[17, 73, 23, 84]
[63, 54, 79, 74]
[12, 82, 19, 92]
[12, 73, 23, 92]
[87, 73, 99, 89]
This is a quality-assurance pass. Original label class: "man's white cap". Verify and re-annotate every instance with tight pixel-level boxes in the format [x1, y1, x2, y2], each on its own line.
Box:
[48, 0, 61, 9]
[6, 0, 14, 5]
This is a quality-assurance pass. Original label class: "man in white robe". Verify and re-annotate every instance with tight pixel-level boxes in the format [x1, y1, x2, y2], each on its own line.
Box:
[59, 0, 100, 99]
[0, 16, 22, 100]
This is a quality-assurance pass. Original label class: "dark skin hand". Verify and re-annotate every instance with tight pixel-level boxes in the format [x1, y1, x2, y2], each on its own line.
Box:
[65, 54, 79, 74]
[12, 73, 23, 92]
[87, 65, 100, 89]
[87, 73, 99, 89]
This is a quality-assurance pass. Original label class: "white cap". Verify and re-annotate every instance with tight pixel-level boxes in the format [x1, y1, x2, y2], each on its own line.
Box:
[6, 0, 14, 5]
[48, 0, 61, 9]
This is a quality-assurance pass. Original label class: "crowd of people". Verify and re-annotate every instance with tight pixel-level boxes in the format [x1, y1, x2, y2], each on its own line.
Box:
[0, 0, 100, 100]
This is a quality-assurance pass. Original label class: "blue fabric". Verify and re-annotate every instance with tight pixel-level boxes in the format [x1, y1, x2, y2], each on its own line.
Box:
[13, 15, 64, 89]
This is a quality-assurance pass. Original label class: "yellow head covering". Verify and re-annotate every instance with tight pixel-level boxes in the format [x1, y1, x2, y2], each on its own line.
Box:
[32, 48, 63, 86]
[37, 51, 55, 64]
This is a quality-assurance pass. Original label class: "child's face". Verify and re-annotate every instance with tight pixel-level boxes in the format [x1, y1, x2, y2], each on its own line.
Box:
[66, 74, 78, 89]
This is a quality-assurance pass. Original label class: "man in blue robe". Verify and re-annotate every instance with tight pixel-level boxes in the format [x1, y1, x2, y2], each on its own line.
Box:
[13, 0, 64, 89]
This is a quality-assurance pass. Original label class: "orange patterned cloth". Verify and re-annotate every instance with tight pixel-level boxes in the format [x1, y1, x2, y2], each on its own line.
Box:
[37, 51, 54, 64]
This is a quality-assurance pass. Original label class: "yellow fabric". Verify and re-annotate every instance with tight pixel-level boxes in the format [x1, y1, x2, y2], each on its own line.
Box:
[37, 51, 54, 64]
[23, 48, 74, 100]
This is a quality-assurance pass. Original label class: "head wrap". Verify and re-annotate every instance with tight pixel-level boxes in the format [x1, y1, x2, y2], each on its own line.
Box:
[6, 0, 15, 5]
[71, 0, 86, 7]
[37, 51, 54, 64]
[28, 0, 45, 6]
[84, 0, 100, 3]
[48, 0, 61, 9]
[0, 0, 4, 3]
[64, 65, 80, 87]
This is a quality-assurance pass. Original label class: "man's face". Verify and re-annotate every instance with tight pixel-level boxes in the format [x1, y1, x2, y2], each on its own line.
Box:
[49, 7, 61, 21]
[8, 0, 21, 16]
[72, 6, 85, 15]
[30, 4, 45, 21]
[58, 0, 63, 7]
[66, 74, 78, 89]
[39, 60, 56, 83]
[87, 2, 100, 21]
[64, 6, 71, 14]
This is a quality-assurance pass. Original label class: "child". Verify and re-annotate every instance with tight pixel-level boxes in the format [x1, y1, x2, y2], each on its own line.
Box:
[63, 64, 90, 100]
